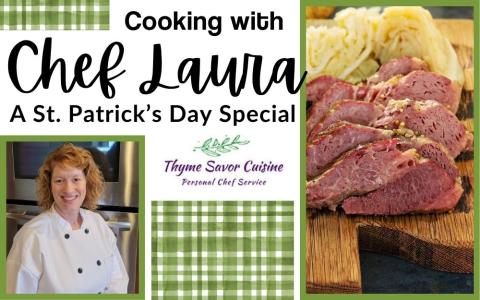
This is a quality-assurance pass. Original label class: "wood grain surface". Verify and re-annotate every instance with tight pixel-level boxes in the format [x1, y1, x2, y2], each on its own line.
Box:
[306, 19, 474, 294]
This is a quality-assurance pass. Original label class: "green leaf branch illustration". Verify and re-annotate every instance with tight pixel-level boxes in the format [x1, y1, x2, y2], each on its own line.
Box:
[194, 135, 250, 157]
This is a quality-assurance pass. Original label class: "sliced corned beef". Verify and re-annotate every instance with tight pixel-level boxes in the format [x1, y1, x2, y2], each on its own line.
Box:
[308, 100, 384, 142]
[374, 99, 470, 157]
[307, 70, 461, 136]
[307, 124, 459, 181]
[307, 82, 356, 135]
[370, 70, 461, 113]
[307, 75, 346, 102]
[396, 133, 459, 180]
[308, 56, 430, 102]
[307, 139, 418, 210]
[342, 159, 463, 215]
[307, 122, 393, 179]
[367, 56, 429, 85]
[305, 56, 468, 216]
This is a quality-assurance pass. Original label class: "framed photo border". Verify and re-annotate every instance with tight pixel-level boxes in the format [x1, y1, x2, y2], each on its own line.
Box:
[300, 1, 478, 299]
[0, 135, 145, 300]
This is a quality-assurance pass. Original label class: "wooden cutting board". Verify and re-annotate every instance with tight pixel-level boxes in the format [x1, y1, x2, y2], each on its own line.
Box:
[306, 19, 474, 293]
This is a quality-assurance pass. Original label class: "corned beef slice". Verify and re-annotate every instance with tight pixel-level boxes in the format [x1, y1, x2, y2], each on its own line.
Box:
[307, 139, 418, 210]
[374, 99, 470, 157]
[307, 75, 345, 102]
[306, 124, 459, 181]
[307, 71, 461, 137]
[307, 56, 430, 102]
[307, 122, 393, 179]
[342, 160, 463, 215]
[370, 70, 461, 113]
[367, 56, 429, 85]
[306, 82, 355, 135]
[396, 134, 459, 180]
[308, 100, 384, 142]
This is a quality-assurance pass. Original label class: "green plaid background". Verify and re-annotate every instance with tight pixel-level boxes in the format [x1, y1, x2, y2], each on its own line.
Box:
[152, 201, 294, 299]
[0, 0, 109, 30]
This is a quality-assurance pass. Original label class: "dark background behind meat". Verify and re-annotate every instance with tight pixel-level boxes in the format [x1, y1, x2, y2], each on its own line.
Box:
[360, 252, 473, 293]
[425, 7, 473, 19]
[334, 7, 473, 19]
[331, 6, 474, 294]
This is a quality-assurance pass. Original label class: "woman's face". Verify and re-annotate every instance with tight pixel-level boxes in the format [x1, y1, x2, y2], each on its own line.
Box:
[51, 163, 86, 214]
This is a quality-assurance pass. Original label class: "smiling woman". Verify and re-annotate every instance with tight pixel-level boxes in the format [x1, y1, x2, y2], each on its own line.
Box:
[6, 143, 129, 294]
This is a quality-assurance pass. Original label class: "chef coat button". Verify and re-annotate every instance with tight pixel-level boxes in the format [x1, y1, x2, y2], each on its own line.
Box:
[84, 228, 89, 234]
[97, 260, 101, 266]
[64, 234, 70, 239]
[78, 268, 83, 274]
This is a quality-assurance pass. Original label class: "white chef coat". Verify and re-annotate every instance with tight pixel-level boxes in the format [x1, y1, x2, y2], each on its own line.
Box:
[6, 206, 129, 294]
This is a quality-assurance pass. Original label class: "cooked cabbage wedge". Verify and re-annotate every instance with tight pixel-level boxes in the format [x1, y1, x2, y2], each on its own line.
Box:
[306, 6, 464, 87]
[306, 7, 380, 83]
[375, 6, 464, 87]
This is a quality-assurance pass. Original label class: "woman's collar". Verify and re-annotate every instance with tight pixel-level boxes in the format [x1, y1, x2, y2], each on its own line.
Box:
[50, 204, 88, 231]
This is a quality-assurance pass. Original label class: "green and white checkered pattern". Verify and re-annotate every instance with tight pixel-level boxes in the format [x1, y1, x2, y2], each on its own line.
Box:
[152, 201, 294, 299]
[0, 0, 109, 30]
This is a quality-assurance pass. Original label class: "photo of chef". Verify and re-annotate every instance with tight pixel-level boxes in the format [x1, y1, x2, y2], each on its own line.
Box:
[6, 141, 141, 294]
